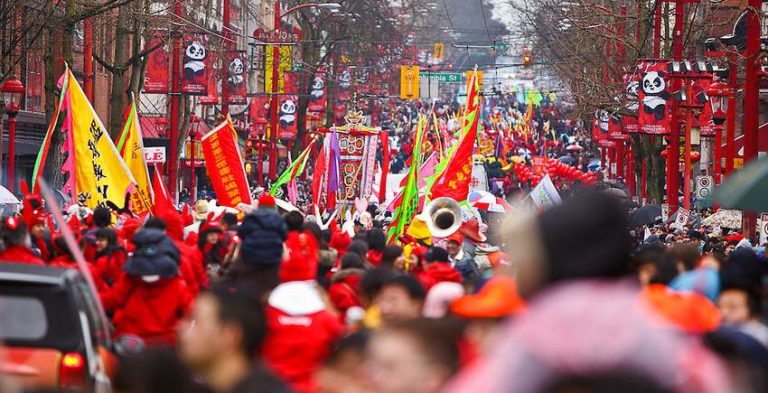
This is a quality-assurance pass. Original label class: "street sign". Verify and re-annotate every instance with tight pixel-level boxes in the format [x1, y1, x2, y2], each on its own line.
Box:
[674, 207, 690, 231]
[661, 203, 670, 222]
[419, 78, 439, 99]
[400, 65, 420, 100]
[695, 175, 713, 199]
[760, 212, 768, 245]
[144, 147, 166, 164]
[419, 72, 462, 83]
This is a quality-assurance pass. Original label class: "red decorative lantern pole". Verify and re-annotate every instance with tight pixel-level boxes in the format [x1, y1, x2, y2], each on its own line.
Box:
[188, 114, 201, 201]
[707, 81, 729, 186]
[1, 76, 25, 193]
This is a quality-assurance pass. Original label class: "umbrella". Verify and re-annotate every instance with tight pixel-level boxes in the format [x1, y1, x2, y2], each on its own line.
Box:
[630, 204, 662, 227]
[587, 159, 602, 172]
[274, 198, 300, 213]
[713, 155, 768, 211]
[603, 187, 628, 199]
[566, 144, 584, 152]
[0, 185, 19, 205]
[468, 191, 513, 213]
[558, 155, 577, 166]
[701, 209, 742, 229]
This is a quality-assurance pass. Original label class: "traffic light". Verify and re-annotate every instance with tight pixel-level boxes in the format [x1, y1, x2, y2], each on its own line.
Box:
[245, 139, 254, 160]
[400, 65, 420, 100]
[522, 52, 532, 67]
[433, 42, 444, 61]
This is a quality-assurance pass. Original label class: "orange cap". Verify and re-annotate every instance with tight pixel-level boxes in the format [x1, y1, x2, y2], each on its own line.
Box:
[450, 276, 526, 319]
[641, 284, 720, 334]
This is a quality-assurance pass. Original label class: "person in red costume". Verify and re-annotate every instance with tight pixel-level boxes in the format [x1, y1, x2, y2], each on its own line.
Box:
[93, 228, 128, 287]
[328, 253, 366, 324]
[417, 247, 462, 291]
[262, 229, 344, 393]
[153, 209, 209, 296]
[101, 228, 192, 348]
[0, 217, 45, 265]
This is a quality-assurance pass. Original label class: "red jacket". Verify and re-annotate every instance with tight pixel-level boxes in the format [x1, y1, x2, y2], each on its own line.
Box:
[94, 249, 127, 286]
[49, 255, 106, 292]
[0, 245, 45, 265]
[328, 269, 364, 319]
[263, 282, 344, 393]
[100, 275, 192, 347]
[175, 240, 208, 297]
[417, 263, 462, 291]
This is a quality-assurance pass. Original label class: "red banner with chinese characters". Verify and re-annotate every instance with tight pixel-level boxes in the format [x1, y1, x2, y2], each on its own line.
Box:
[225, 50, 248, 105]
[144, 31, 169, 93]
[201, 118, 252, 207]
[692, 76, 715, 136]
[308, 67, 327, 112]
[532, 156, 546, 175]
[636, 60, 671, 134]
[182, 32, 210, 95]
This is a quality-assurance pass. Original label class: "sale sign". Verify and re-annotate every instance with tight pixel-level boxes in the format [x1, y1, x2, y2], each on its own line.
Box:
[636, 60, 671, 134]
[143, 31, 169, 93]
[201, 118, 252, 207]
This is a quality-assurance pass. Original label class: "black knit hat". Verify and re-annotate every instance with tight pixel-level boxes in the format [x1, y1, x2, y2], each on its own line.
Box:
[237, 209, 288, 266]
[123, 229, 180, 278]
[537, 191, 631, 284]
[425, 247, 450, 263]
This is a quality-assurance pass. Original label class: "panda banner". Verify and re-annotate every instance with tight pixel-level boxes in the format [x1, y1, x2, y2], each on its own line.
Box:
[591, 110, 621, 146]
[181, 32, 210, 95]
[278, 73, 298, 140]
[308, 67, 327, 113]
[143, 31, 169, 94]
[636, 60, 671, 134]
[225, 51, 248, 105]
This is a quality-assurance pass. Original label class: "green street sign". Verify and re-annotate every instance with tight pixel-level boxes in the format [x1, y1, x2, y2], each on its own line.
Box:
[419, 72, 462, 84]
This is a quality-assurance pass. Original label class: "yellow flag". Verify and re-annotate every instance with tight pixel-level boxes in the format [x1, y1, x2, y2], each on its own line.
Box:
[115, 100, 153, 215]
[66, 69, 136, 208]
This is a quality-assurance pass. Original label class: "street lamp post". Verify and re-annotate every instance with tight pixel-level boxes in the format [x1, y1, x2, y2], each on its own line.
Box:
[1, 76, 25, 193]
[267, 1, 341, 181]
[189, 114, 201, 201]
[707, 81, 729, 186]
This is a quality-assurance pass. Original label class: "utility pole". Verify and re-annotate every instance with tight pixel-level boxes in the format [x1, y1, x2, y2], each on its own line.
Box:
[666, 0, 685, 213]
[83, 19, 93, 101]
[742, 0, 761, 239]
[168, 0, 183, 201]
[221, 0, 231, 116]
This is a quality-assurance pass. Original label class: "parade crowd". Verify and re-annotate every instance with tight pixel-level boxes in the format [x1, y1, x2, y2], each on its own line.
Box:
[0, 94, 766, 393]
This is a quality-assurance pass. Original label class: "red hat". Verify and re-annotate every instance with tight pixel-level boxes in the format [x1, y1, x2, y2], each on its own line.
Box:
[199, 212, 223, 234]
[120, 218, 142, 243]
[459, 218, 487, 243]
[258, 194, 276, 209]
[280, 231, 319, 282]
[329, 230, 352, 252]
[446, 231, 464, 244]
[157, 208, 184, 241]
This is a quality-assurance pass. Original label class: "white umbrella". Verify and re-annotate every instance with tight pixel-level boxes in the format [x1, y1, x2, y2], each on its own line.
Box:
[274, 198, 300, 213]
[566, 144, 584, 151]
[701, 209, 742, 229]
[0, 185, 19, 205]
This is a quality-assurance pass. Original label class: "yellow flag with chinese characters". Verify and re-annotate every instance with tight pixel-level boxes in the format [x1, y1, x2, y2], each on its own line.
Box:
[65, 69, 136, 208]
[115, 100, 153, 215]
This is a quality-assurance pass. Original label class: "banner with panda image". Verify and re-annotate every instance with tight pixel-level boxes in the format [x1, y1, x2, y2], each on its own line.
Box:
[337, 65, 353, 101]
[182, 32, 210, 95]
[225, 51, 248, 105]
[278, 73, 298, 140]
[308, 67, 327, 113]
[592, 109, 620, 147]
[143, 31, 169, 93]
[636, 60, 671, 134]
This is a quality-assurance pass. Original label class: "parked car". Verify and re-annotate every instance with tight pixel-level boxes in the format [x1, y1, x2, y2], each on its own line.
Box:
[0, 263, 115, 392]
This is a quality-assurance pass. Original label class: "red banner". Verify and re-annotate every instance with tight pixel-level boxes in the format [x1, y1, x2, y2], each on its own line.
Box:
[308, 67, 327, 112]
[338, 66, 352, 101]
[144, 32, 169, 93]
[201, 119, 252, 207]
[199, 52, 219, 105]
[692, 76, 715, 136]
[622, 115, 638, 134]
[182, 32, 210, 95]
[249, 96, 270, 124]
[278, 73, 298, 140]
[225, 51, 248, 105]
[637, 60, 671, 134]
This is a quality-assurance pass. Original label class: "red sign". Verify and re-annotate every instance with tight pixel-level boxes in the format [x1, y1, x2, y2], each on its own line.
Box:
[308, 67, 327, 112]
[636, 60, 671, 134]
[692, 76, 715, 136]
[144, 31, 169, 93]
[532, 156, 546, 175]
[225, 51, 248, 105]
[278, 73, 298, 140]
[622, 115, 638, 134]
[181, 32, 210, 95]
[253, 28, 301, 43]
[201, 119, 252, 207]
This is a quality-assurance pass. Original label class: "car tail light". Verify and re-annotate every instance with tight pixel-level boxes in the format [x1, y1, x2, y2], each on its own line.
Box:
[60, 352, 86, 389]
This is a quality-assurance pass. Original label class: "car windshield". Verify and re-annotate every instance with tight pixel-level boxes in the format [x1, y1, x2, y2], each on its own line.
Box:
[0, 283, 81, 351]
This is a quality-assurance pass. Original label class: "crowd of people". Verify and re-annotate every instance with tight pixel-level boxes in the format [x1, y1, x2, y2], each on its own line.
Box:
[0, 91, 766, 393]
[1, 179, 767, 393]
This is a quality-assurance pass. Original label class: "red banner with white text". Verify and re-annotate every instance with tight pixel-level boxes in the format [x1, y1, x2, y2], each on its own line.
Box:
[636, 60, 671, 134]
[144, 31, 170, 93]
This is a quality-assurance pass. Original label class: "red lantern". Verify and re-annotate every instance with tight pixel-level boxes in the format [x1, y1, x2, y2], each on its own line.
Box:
[690, 151, 701, 162]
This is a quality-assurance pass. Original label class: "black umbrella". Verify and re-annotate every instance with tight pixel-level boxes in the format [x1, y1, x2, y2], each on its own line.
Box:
[558, 155, 577, 166]
[630, 204, 662, 227]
